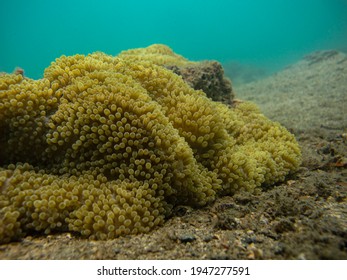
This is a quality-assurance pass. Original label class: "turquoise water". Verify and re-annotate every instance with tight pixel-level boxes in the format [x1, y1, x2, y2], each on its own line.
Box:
[1, 0, 346, 79]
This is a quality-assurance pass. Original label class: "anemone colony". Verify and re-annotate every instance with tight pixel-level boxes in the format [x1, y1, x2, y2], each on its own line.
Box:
[0, 45, 301, 243]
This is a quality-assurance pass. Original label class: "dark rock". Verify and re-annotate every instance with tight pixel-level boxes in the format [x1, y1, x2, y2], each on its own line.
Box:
[304, 50, 339, 65]
[177, 233, 196, 243]
[166, 61, 234, 106]
[172, 205, 193, 217]
[202, 234, 215, 242]
[167, 229, 196, 243]
[273, 218, 295, 233]
[214, 216, 240, 230]
[243, 236, 258, 244]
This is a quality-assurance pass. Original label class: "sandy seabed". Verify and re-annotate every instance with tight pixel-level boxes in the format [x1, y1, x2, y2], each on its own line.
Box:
[0, 50, 346, 260]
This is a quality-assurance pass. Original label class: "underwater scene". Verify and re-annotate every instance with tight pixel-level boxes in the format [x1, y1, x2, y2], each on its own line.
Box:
[0, 0, 346, 260]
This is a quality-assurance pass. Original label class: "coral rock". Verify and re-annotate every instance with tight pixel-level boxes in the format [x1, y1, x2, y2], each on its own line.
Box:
[167, 61, 234, 105]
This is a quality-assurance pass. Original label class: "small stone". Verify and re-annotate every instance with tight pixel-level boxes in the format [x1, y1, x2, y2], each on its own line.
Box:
[178, 233, 196, 243]
[203, 234, 215, 242]
[114, 248, 121, 254]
